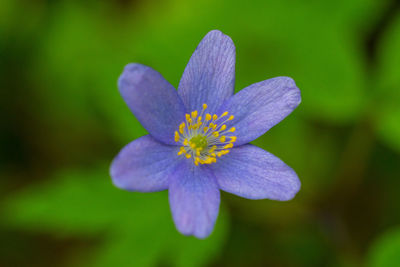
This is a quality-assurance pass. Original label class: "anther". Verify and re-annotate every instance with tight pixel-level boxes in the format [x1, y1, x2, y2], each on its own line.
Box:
[224, 143, 234, 149]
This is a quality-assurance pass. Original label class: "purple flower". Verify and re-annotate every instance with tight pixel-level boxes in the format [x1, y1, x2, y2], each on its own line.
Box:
[110, 30, 301, 239]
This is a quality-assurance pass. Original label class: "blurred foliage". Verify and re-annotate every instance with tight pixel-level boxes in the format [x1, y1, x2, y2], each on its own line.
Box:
[368, 226, 400, 267]
[375, 13, 400, 152]
[2, 0, 400, 266]
[3, 167, 228, 266]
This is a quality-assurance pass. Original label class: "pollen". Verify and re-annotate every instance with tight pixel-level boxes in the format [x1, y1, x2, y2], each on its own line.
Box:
[224, 143, 234, 149]
[174, 103, 237, 165]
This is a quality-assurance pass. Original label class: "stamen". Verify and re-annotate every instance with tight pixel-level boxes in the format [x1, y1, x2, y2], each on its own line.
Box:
[222, 150, 230, 155]
[224, 143, 233, 149]
[174, 104, 237, 165]
[179, 123, 185, 134]
[174, 131, 180, 142]
[209, 145, 217, 153]
[177, 147, 186, 155]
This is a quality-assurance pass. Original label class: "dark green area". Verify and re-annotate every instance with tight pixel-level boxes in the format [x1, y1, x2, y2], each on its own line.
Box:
[1, 0, 400, 266]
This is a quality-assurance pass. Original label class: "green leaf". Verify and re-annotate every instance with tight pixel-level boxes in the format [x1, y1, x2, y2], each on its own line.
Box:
[368, 227, 400, 267]
[375, 14, 400, 152]
[4, 166, 229, 266]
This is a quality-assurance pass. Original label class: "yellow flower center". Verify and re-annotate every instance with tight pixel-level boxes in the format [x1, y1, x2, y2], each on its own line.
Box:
[174, 103, 237, 166]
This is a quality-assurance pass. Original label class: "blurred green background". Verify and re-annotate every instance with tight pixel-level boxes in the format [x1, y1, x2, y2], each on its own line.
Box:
[2, 0, 400, 266]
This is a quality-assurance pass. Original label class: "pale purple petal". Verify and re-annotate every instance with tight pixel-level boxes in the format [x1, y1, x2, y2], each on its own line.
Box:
[178, 30, 236, 114]
[118, 63, 186, 145]
[218, 77, 301, 146]
[211, 144, 300, 200]
[110, 135, 181, 192]
[169, 162, 220, 239]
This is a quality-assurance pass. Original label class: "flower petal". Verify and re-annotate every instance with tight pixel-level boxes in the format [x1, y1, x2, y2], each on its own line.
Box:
[118, 63, 186, 145]
[169, 162, 220, 239]
[218, 77, 301, 146]
[211, 144, 300, 201]
[178, 30, 236, 114]
[110, 135, 181, 192]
